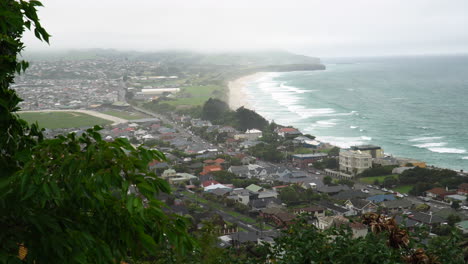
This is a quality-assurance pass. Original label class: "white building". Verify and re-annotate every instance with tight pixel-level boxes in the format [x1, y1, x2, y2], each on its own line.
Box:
[339, 149, 372, 175]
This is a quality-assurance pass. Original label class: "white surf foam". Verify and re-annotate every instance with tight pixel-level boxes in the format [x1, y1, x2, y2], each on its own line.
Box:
[427, 148, 466, 154]
[462, 157, 468, 160]
[409, 136, 444, 142]
[413, 142, 447, 148]
[350, 126, 358, 129]
[315, 136, 371, 149]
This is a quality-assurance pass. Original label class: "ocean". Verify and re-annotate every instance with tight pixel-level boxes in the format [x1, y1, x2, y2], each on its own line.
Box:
[243, 55, 468, 171]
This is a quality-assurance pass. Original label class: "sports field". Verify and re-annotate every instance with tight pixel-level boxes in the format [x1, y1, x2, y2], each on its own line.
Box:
[102, 110, 148, 120]
[19, 111, 113, 129]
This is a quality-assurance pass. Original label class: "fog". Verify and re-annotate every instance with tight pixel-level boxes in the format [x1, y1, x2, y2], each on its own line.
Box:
[24, 0, 468, 57]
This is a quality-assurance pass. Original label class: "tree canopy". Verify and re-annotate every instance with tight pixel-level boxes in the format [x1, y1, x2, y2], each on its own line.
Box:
[0, 1, 192, 263]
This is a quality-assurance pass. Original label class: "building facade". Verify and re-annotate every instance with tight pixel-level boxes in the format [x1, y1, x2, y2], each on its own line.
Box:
[339, 150, 372, 175]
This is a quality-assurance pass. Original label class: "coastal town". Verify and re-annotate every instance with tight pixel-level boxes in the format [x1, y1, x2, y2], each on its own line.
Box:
[14, 52, 468, 253]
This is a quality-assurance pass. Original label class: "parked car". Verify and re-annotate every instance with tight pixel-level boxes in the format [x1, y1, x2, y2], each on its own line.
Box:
[382, 188, 388, 192]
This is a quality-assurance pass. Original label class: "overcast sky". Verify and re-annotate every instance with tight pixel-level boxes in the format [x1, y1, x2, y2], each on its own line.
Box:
[24, 0, 468, 57]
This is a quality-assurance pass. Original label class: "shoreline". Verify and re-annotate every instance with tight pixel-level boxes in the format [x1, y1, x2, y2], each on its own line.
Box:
[228, 72, 268, 111]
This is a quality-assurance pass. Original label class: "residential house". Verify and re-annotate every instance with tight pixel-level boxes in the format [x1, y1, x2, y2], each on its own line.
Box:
[239, 140, 261, 149]
[316, 185, 351, 195]
[381, 199, 414, 213]
[291, 153, 328, 168]
[425, 187, 454, 200]
[228, 165, 250, 178]
[204, 183, 232, 193]
[165, 172, 197, 184]
[444, 194, 466, 203]
[200, 164, 223, 176]
[250, 197, 282, 211]
[316, 201, 354, 216]
[366, 194, 396, 203]
[457, 183, 468, 195]
[276, 127, 302, 138]
[394, 215, 421, 229]
[258, 190, 278, 199]
[315, 215, 368, 238]
[408, 212, 444, 227]
[344, 199, 377, 215]
[227, 188, 251, 205]
[246, 184, 264, 193]
[292, 206, 326, 218]
[260, 207, 296, 227]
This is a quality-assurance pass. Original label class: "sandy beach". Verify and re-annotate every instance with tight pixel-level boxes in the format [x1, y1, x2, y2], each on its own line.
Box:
[228, 72, 268, 110]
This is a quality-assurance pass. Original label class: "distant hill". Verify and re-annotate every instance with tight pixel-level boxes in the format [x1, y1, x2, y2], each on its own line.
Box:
[23, 49, 322, 67]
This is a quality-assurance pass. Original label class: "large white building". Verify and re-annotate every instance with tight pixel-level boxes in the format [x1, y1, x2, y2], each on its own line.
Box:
[339, 149, 372, 175]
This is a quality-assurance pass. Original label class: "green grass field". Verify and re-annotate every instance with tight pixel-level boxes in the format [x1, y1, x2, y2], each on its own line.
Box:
[359, 174, 398, 184]
[19, 112, 112, 129]
[393, 185, 413, 194]
[166, 85, 222, 106]
[102, 110, 148, 120]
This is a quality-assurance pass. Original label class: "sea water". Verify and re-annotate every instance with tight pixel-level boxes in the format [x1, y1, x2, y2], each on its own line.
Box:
[243, 55, 468, 171]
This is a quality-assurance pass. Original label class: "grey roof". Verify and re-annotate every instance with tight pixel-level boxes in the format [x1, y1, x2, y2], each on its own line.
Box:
[408, 212, 444, 225]
[251, 198, 281, 209]
[394, 215, 421, 228]
[316, 201, 349, 214]
[290, 171, 307, 178]
[381, 199, 414, 209]
[211, 188, 231, 197]
[316, 185, 351, 194]
[229, 165, 250, 176]
[348, 198, 374, 210]
[292, 153, 328, 159]
[332, 190, 369, 200]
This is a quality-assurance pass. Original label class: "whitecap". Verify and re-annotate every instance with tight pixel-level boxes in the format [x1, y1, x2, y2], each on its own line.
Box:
[409, 136, 444, 142]
[315, 136, 369, 149]
[413, 142, 447, 148]
[462, 157, 468, 160]
[427, 148, 466, 154]
[361, 136, 372, 141]
[350, 126, 358, 129]
[346, 88, 355, 91]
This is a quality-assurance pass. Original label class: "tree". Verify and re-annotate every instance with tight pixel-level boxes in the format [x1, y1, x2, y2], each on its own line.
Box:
[323, 176, 333, 185]
[201, 98, 229, 121]
[447, 214, 461, 227]
[451, 200, 461, 210]
[278, 186, 300, 205]
[0, 2, 193, 263]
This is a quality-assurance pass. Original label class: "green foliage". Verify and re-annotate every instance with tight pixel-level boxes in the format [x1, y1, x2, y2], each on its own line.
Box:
[451, 200, 461, 210]
[400, 167, 466, 195]
[383, 175, 399, 187]
[201, 98, 230, 121]
[314, 157, 338, 170]
[235, 107, 268, 131]
[0, 2, 193, 262]
[359, 165, 397, 178]
[323, 176, 333, 185]
[278, 186, 322, 206]
[447, 214, 462, 227]
[1, 127, 194, 263]
[337, 179, 355, 187]
[248, 143, 284, 163]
